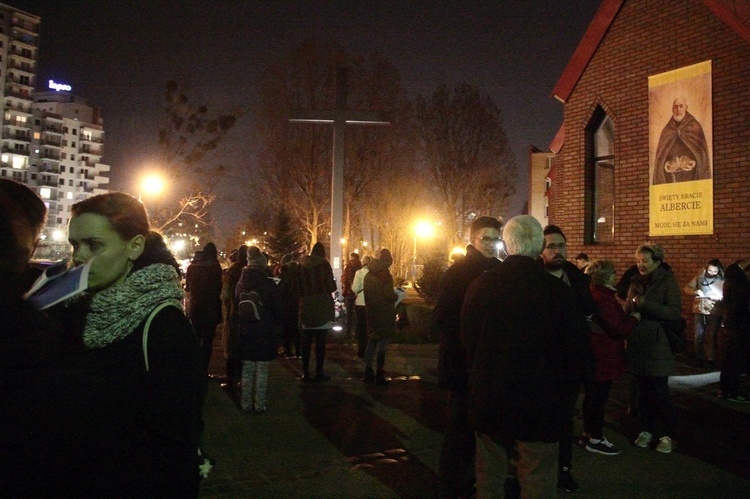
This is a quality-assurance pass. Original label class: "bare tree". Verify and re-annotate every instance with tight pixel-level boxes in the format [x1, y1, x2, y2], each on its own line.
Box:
[155, 80, 242, 237]
[414, 84, 517, 245]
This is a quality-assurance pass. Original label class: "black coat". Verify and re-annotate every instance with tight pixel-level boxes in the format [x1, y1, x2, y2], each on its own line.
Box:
[433, 245, 500, 391]
[48, 304, 204, 497]
[185, 259, 223, 330]
[461, 255, 590, 442]
[235, 265, 281, 361]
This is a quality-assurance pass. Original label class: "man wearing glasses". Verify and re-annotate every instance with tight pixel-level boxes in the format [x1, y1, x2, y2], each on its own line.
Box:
[433, 216, 503, 499]
[540, 225, 596, 493]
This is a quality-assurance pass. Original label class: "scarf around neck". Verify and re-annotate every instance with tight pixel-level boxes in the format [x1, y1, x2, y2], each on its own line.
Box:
[82, 263, 185, 349]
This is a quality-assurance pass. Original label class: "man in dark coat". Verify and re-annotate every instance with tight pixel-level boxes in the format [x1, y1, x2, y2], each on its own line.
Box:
[295, 242, 337, 382]
[185, 243, 224, 372]
[433, 215, 502, 498]
[462, 215, 590, 498]
[540, 224, 595, 493]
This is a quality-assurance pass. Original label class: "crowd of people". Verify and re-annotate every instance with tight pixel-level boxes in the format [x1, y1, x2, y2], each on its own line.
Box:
[434, 215, 748, 498]
[3, 179, 748, 498]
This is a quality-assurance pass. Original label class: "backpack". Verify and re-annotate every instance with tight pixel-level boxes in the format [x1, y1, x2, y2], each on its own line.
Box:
[238, 289, 265, 322]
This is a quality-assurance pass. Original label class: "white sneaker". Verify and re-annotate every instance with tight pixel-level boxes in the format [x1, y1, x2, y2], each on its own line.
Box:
[634, 431, 653, 448]
[655, 436, 673, 453]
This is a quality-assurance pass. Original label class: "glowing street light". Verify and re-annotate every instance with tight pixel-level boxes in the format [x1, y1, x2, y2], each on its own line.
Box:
[413, 221, 435, 283]
[138, 173, 165, 202]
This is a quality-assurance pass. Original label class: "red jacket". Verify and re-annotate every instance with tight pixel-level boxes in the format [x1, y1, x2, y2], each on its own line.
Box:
[590, 284, 637, 382]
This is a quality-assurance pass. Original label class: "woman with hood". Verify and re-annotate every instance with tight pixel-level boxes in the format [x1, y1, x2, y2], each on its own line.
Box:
[363, 248, 398, 385]
[235, 246, 280, 413]
[295, 242, 337, 382]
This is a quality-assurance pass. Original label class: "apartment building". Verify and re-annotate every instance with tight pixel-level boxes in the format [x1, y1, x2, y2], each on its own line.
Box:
[0, 3, 37, 184]
[30, 90, 110, 250]
[0, 3, 110, 257]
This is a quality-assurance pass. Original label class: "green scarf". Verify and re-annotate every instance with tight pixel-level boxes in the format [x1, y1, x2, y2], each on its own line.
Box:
[82, 263, 185, 349]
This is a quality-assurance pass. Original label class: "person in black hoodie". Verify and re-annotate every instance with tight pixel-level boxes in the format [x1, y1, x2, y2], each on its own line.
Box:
[433, 215, 502, 498]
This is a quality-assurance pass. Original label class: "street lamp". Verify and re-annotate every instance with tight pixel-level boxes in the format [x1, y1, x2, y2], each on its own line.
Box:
[138, 173, 165, 202]
[413, 221, 435, 284]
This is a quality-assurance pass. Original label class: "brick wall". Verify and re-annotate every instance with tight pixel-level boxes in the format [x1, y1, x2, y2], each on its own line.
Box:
[549, 0, 750, 339]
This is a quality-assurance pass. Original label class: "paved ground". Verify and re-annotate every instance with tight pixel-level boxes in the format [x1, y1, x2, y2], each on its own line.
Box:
[199, 334, 750, 498]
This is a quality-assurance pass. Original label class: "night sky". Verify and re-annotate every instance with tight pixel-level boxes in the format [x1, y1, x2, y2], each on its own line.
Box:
[12, 0, 603, 241]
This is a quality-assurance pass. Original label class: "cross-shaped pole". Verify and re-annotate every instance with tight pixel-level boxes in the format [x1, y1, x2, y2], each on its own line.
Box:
[290, 67, 389, 289]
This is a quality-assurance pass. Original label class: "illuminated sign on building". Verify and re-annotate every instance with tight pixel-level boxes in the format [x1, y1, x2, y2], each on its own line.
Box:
[48, 80, 72, 92]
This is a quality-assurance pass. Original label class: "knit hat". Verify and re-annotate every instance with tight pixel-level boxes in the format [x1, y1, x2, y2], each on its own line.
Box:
[246, 245, 267, 268]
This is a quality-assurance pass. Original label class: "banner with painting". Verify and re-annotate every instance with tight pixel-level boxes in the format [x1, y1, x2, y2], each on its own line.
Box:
[648, 61, 713, 236]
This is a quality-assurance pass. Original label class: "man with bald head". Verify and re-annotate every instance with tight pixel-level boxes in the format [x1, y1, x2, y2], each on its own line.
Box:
[652, 97, 711, 184]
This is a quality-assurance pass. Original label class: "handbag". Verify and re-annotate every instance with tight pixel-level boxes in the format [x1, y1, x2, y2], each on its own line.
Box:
[662, 317, 687, 354]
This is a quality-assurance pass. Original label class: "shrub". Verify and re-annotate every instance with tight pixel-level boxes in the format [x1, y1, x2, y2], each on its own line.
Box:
[414, 256, 447, 305]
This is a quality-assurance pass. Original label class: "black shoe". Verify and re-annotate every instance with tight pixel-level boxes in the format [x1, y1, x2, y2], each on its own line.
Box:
[558, 467, 579, 493]
[301, 374, 315, 383]
[375, 371, 389, 386]
[504, 476, 521, 499]
[364, 367, 375, 385]
[314, 373, 331, 382]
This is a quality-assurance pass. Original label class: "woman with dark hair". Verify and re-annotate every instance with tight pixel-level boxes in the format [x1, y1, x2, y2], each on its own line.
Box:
[50, 192, 204, 497]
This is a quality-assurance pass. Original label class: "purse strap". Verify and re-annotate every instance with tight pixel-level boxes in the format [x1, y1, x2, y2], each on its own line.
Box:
[142, 301, 184, 372]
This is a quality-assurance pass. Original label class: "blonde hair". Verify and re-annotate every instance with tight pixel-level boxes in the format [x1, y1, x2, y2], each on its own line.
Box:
[585, 259, 616, 286]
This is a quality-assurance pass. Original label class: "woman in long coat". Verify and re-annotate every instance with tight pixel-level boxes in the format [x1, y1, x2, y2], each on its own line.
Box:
[626, 243, 682, 454]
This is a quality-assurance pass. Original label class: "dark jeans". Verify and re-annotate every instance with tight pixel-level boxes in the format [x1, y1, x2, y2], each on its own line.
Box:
[636, 375, 675, 436]
[720, 327, 750, 396]
[694, 314, 721, 362]
[345, 294, 357, 337]
[582, 379, 613, 439]
[191, 317, 220, 373]
[282, 319, 300, 357]
[438, 388, 475, 498]
[301, 328, 329, 376]
[354, 306, 368, 358]
[364, 338, 388, 372]
[559, 383, 581, 470]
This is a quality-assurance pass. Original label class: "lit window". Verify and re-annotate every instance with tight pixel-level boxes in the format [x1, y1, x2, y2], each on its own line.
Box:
[40, 187, 51, 199]
[585, 108, 615, 244]
[66, 191, 73, 200]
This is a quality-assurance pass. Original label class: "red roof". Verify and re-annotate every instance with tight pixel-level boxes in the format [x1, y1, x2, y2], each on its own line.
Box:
[552, 0, 750, 103]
